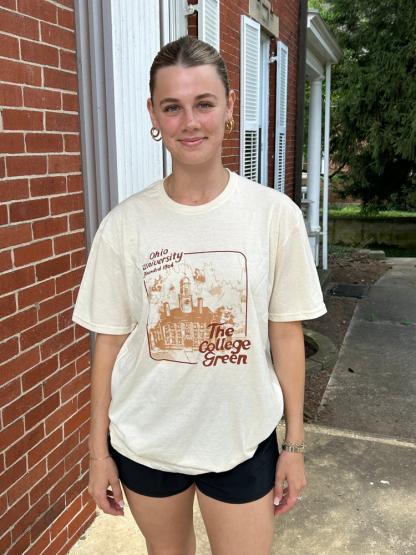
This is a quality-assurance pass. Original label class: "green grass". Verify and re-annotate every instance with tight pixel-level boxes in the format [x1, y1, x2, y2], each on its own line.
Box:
[325, 205, 416, 218]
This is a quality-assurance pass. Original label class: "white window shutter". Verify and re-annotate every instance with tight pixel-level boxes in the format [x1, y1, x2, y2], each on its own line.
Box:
[198, 0, 220, 50]
[274, 40, 288, 192]
[106, 1, 163, 203]
[240, 16, 260, 181]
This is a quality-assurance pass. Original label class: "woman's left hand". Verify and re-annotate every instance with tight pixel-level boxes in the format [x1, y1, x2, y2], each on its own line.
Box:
[273, 451, 306, 516]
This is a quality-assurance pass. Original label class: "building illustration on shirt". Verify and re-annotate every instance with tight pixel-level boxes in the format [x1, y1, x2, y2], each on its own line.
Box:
[143, 250, 250, 364]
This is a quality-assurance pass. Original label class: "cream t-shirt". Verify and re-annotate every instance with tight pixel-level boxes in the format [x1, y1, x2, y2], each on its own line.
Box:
[72, 169, 327, 474]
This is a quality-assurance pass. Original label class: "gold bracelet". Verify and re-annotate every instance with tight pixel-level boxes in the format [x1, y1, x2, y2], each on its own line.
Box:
[89, 454, 111, 461]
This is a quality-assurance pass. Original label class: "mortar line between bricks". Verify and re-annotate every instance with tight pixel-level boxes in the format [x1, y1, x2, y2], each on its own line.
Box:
[278, 422, 416, 449]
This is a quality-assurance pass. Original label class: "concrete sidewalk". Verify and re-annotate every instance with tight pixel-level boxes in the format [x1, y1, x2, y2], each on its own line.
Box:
[70, 258, 416, 554]
[318, 257, 416, 442]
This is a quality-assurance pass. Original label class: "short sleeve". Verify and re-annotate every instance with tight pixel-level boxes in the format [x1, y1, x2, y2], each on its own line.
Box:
[268, 204, 327, 322]
[72, 227, 138, 334]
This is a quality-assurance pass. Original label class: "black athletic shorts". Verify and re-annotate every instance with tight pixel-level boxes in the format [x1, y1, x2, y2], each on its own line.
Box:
[107, 429, 279, 504]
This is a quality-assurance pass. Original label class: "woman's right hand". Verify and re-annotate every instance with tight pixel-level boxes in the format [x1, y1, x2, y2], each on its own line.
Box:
[88, 457, 125, 516]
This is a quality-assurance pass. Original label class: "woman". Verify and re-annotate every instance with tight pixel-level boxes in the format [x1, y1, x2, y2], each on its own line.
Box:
[72, 35, 327, 554]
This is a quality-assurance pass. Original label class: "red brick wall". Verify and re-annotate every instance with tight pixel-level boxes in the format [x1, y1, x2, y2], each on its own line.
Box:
[220, 1, 300, 196]
[273, 0, 300, 198]
[218, 0, 245, 174]
[179, 1, 300, 197]
[0, 1, 95, 554]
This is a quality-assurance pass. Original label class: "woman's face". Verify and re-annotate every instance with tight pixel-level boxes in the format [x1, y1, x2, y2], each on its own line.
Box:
[147, 64, 235, 168]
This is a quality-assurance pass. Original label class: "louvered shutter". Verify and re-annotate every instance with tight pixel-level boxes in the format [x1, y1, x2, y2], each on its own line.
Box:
[106, 0, 163, 202]
[274, 40, 288, 192]
[240, 16, 260, 181]
[198, 0, 220, 50]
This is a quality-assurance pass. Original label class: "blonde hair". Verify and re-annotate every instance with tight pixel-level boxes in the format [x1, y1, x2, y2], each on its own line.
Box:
[149, 35, 230, 102]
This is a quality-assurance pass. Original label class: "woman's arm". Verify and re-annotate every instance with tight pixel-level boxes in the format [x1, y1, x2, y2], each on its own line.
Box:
[88, 332, 130, 458]
[87, 332, 130, 516]
[268, 320, 306, 516]
[268, 320, 305, 442]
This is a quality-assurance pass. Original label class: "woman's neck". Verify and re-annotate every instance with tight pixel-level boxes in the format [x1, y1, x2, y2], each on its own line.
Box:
[164, 164, 229, 206]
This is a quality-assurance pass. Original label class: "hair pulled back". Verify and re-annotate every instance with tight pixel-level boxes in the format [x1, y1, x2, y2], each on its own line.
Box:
[149, 35, 230, 102]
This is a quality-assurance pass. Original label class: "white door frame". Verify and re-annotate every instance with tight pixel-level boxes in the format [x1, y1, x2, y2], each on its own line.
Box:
[160, 0, 188, 177]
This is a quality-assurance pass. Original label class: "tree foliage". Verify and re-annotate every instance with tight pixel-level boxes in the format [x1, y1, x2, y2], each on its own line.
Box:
[309, 0, 416, 210]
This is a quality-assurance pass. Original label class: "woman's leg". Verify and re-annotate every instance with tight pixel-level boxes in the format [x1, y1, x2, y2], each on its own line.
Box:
[195, 486, 275, 555]
[122, 482, 197, 555]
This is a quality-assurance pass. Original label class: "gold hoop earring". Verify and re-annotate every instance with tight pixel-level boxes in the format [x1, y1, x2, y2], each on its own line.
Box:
[150, 127, 162, 141]
[225, 118, 235, 135]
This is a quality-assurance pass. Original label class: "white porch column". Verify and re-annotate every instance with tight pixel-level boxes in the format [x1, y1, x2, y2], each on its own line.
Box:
[322, 63, 332, 271]
[307, 77, 323, 265]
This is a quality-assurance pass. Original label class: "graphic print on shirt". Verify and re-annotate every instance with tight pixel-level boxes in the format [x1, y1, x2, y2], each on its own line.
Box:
[142, 249, 251, 366]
